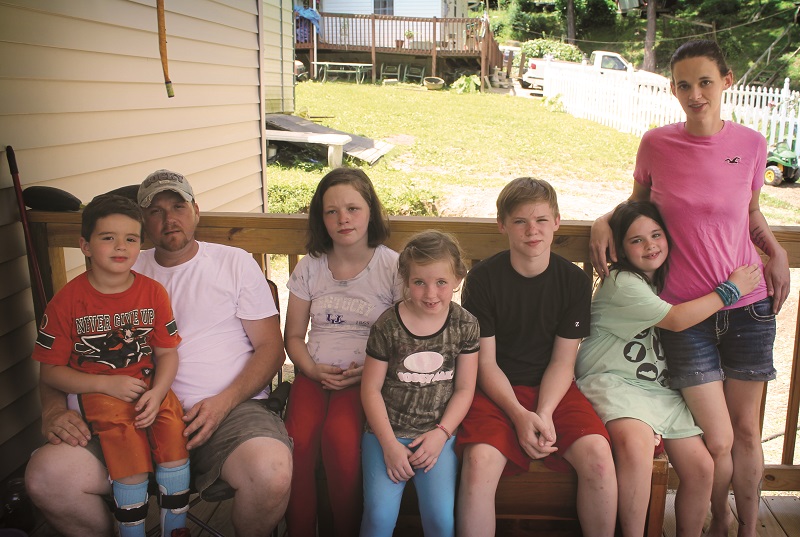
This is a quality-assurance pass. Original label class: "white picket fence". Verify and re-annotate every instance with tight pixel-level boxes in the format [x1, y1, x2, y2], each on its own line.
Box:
[544, 63, 800, 152]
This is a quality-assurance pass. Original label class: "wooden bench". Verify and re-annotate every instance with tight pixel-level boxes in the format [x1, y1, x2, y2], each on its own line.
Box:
[394, 453, 669, 536]
[32, 212, 748, 536]
[265, 130, 351, 168]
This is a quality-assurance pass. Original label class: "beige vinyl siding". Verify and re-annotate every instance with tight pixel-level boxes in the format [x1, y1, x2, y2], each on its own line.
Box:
[263, 0, 296, 113]
[0, 185, 39, 480]
[0, 0, 264, 211]
[0, 0, 293, 481]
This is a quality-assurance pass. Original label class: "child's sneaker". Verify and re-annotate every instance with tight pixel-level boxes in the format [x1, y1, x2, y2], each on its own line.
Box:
[171, 529, 191, 537]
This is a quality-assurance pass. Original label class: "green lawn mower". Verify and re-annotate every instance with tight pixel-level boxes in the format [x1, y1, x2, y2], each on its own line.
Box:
[764, 141, 799, 186]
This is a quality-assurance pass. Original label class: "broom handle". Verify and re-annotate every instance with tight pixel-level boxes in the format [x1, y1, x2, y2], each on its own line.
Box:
[157, 0, 174, 97]
[7, 146, 48, 313]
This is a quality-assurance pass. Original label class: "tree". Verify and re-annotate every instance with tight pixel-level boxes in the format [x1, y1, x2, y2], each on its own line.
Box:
[566, 0, 576, 44]
[643, 0, 657, 71]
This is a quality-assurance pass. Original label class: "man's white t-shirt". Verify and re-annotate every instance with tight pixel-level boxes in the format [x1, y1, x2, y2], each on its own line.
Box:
[132, 241, 278, 409]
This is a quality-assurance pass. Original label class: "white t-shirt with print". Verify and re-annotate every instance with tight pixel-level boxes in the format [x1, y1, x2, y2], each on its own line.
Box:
[287, 244, 401, 368]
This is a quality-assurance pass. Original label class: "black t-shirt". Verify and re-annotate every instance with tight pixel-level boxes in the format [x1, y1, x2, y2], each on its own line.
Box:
[462, 251, 591, 387]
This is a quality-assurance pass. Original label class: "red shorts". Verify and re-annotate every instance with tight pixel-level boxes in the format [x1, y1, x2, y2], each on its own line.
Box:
[79, 385, 188, 480]
[455, 382, 610, 474]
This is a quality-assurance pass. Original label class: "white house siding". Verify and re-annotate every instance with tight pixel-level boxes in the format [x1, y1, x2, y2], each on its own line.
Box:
[320, 0, 468, 16]
[395, 0, 440, 17]
[0, 0, 294, 481]
[320, 0, 373, 15]
[263, 0, 296, 114]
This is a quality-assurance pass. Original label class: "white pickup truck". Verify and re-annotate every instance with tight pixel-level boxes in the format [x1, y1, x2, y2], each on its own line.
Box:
[521, 50, 668, 92]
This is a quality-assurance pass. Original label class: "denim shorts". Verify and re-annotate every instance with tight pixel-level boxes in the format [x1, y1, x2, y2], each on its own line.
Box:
[661, 297, 777, 389]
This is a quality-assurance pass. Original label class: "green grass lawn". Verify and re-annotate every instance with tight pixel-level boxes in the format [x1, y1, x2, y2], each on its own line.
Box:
[267, 81, 800, 225]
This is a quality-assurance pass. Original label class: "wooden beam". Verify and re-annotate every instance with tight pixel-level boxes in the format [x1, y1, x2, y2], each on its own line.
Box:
[431, 17, 437, 78]
[669, 464, 800, 491]
[784, 304, 800, 464]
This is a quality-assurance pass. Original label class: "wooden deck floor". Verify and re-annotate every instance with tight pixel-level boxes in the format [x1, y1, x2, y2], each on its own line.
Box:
[24, 492, 800, 536]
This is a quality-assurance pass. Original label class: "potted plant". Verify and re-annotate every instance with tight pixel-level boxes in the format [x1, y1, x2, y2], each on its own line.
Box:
[404, 29, 414, 47]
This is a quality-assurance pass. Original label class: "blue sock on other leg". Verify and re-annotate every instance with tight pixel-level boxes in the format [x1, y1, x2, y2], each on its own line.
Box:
[113, 480, 149, 537]
[156, 460, 190, 536]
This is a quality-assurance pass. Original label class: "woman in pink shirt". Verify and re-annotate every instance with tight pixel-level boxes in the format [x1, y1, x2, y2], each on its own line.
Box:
[590, 40, 790, 537]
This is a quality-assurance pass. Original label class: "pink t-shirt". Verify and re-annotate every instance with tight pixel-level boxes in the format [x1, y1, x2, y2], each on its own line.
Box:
[634, 121, 767, 307]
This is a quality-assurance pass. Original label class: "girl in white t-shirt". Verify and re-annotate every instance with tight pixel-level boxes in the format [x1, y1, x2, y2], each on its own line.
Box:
[284, 168, 401, 537]
[578, 201, 759, 537]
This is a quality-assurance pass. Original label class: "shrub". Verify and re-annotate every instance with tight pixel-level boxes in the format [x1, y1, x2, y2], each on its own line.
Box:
[698, 0, 740, 18]
[554, 0, 586, 24]
[267, 182, 316, 214]
[452, 74, 482, 93]
[581, 0, 617, 29]
[267, 178, 438, 216]
[554, 0, 616, 32]
[507, 5, 561, 40]
[376, 181, 439, 216]
[520, 38, 584, 61]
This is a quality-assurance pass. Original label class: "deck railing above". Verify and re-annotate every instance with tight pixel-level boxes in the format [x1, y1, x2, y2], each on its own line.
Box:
[25, 210, 800, 490]
[295, 13, 503, 82]
[297, 14, 483, 54]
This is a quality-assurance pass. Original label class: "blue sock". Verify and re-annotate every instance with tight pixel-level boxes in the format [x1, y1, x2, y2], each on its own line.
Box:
[156, 460, 190, 536]
[112, 480, 149, 537]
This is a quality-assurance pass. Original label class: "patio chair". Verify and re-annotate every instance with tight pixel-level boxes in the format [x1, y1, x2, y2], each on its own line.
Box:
[404, 65, 425, 84]
[380, 63, 403, 80]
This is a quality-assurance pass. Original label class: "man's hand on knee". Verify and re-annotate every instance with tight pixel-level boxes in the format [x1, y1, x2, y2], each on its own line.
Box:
[183, 394, 234, 450]
[43, 407, 92, 447]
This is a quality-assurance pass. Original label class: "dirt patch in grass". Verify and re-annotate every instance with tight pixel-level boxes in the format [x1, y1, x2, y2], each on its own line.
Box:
[435, 182, 632, 220]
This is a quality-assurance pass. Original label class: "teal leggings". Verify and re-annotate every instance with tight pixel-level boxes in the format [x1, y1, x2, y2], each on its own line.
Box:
[360, 432, 457, 537]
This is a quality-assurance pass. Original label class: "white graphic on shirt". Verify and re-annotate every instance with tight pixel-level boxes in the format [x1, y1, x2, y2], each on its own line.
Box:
[397, 351, 453, 384]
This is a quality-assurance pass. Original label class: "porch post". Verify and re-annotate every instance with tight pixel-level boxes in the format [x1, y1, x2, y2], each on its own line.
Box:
[432, 17, 437, 78]
[479, 18, 487, 93]
[371, 14, 377, 83]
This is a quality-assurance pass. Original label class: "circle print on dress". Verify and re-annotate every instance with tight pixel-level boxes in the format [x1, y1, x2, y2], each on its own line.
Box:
[636, 363, 659, 382]
[623, 341, 646, 363]
[404, 351, 444, 373]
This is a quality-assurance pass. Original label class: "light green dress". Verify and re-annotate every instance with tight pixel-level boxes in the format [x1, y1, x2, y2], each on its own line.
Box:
[576, 270, 701, 438]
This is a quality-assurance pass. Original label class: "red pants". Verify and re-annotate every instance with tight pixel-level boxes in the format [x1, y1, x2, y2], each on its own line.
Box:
[79, 387, 188, 480]
[284, 373, 363, 537]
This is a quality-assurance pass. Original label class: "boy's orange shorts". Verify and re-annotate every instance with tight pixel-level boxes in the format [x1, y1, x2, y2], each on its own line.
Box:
[455, 382, 610, 474]
[79, 386, 188, 481]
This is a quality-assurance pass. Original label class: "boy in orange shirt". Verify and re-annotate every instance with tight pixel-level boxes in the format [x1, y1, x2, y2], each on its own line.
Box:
[32, 194, 189, 537]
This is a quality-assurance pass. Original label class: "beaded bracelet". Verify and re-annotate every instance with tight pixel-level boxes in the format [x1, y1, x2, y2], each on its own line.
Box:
[714, 280, 742, 307]
[436, 423, 452, 439]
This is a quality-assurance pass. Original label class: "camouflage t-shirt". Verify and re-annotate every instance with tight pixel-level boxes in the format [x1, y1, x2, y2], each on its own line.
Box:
[366, 302, 480, 438]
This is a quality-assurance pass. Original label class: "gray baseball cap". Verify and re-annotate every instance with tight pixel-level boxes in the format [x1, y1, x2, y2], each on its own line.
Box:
[138, 169, 195, 208]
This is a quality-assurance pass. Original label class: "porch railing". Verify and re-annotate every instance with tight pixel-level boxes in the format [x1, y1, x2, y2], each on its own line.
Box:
[25, 210, 800, 490]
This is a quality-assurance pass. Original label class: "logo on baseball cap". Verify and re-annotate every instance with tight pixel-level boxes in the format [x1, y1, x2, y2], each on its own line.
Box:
[138, 169, 195, 208]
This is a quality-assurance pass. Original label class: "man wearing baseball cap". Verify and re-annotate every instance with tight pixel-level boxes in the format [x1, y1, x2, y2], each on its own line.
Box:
[28, 170, 292, 536]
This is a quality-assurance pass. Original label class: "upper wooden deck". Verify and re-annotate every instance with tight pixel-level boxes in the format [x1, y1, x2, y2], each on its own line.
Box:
[295, 13, 503, 82]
